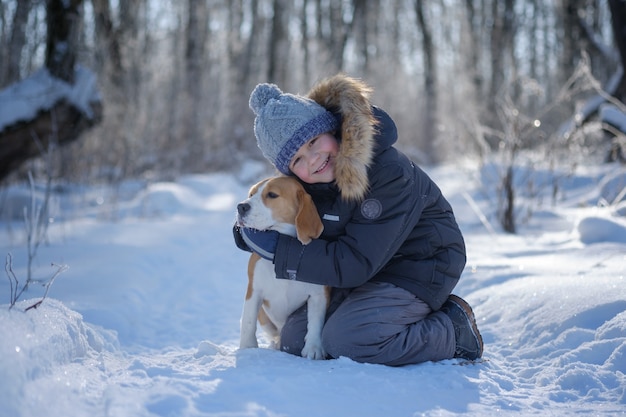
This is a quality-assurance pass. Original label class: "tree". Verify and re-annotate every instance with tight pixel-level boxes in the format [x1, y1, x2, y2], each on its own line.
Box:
[182, 0, 209, 170]
[609, 0, 626, 103]
[488, 0, 516, 130]
[268, 0, 290, 84]
[414, 0, 437, 161]
[45, 0, 81, 82]
[0, 0, 102, 181]
[0, 0, 618, 184]
[2, 0, 32, 86]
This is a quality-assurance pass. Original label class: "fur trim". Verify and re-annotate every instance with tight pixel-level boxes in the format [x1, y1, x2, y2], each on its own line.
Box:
[307, 74, 377, 201]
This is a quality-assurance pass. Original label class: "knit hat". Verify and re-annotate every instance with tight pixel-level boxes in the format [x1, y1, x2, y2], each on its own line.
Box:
[249, 83, 338, 175]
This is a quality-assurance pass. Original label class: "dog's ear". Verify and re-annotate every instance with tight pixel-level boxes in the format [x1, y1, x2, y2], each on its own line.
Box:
[294, 189, 323, 244]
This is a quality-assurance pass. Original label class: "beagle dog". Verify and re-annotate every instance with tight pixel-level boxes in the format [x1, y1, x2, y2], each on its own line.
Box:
[236, 176, 329, 359]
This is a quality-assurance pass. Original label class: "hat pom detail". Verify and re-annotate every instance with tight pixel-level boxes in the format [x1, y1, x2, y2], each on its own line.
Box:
[249, 83, 282, 115]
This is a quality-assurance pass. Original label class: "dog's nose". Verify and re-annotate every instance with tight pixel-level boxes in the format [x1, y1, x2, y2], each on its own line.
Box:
[237, 203, 251, 216]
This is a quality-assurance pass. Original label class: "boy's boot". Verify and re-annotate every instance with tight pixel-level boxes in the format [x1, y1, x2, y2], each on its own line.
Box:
[441, 295, 484, 360]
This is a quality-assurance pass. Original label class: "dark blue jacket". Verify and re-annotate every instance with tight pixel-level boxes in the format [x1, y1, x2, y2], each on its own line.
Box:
[273, 75, 465, 310]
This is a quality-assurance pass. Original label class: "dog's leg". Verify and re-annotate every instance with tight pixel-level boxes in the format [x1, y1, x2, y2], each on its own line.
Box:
[258, 307, 281, 349]
[300, 291, 327, 360]
[240, 295, 262, 349]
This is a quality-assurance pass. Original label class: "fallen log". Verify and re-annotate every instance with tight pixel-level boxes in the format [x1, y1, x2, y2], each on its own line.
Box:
[0, 66, 102, 181]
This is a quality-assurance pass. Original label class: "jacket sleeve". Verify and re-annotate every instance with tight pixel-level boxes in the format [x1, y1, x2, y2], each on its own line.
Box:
[273, 159, 430, 287]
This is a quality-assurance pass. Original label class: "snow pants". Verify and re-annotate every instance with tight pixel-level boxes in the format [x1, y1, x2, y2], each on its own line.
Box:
[280, 281, 456, 366]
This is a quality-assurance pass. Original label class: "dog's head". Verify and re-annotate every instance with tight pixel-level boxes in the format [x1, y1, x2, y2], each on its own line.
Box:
[236, 176, 323, 244]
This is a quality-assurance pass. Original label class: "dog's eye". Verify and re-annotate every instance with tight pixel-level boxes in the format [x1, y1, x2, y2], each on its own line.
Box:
[266, 191, 279, 199]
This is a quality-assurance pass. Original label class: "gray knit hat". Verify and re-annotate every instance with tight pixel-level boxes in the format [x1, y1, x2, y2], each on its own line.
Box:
[249, 83, 338, 175]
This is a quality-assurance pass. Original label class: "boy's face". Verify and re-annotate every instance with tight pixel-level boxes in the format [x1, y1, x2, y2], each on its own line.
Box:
[289, 133, 339, 184]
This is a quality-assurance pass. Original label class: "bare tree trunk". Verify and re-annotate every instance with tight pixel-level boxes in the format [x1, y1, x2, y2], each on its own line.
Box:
[219, 0, 260, 166]
[488, 0, 503, 124]
[348, 0, 379, 75]
[3, 0, 32, 87]
[268, 0, 290, 84]
[163, 6, 185, 174]
[609, 0, 626, 102]
[501, 165, 516, 233]
[81, 0, 139, 180]
[487, 0, 515, 138]
[328, 0, 350, 72]
[352, 0, 368, 73]
[559, 0, 585, 89]
[45, 0, 82, 83]
[301, 0, 311, 83]
[92, 0, 124, 86]
[183, 0, 209, 170]
[313, 0, 350, 74]
[239, 0, 260, 90]
[414, 0, 437, 162]
[464, 0, 483, 99]
[0, 4, 6, 83]
[118, 0, 141, 104]
[528, 0, 539, 104]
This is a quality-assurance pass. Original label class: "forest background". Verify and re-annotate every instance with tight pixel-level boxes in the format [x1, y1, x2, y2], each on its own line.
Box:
[0, 0, 624, 200]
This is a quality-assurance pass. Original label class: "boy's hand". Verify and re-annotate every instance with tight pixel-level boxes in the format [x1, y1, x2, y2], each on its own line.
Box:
[233, 225, 252, 252]
[238, 227, 279, 261]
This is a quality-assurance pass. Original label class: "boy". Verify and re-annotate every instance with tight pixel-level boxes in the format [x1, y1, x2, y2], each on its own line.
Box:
[235, 74, 483, 365]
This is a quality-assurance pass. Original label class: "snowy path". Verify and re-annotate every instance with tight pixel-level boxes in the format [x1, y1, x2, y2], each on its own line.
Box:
[1, 164, 625, 416]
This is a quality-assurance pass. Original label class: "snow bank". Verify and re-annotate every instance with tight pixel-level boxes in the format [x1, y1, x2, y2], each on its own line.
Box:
[0, 299, 117, 417]
[578, 215, 626, 244]
[0, 66, 100, 132]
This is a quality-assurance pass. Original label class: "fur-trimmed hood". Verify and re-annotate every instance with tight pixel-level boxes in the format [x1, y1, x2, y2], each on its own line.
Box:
[306, 74, 384, 201]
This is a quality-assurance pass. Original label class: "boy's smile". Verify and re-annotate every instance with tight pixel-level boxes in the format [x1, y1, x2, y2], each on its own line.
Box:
[314, 155, 330, 174]
[289, 133, 339, 184]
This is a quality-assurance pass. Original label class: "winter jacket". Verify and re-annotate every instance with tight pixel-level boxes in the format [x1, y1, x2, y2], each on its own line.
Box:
[273, 74, 466, 311]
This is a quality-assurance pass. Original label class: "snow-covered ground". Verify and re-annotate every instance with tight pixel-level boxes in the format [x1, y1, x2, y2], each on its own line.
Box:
[1, 160, 625, 417]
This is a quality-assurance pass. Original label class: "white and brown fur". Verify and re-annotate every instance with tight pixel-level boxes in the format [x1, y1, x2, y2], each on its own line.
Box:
[236, 176, 329, 359]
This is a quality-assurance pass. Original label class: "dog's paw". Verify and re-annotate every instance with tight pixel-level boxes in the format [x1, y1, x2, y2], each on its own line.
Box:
[301, 341, 326, 360]
[268, 340, 280, 350]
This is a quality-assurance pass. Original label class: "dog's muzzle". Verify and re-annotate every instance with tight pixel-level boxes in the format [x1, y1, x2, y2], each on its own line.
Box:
[236, 202, 251, 226]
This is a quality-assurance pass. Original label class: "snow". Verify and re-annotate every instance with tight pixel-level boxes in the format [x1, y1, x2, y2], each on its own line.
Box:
[0, 65, 100, 132]
[1, 160, 626, 416]
[578, 216, 626, 244]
